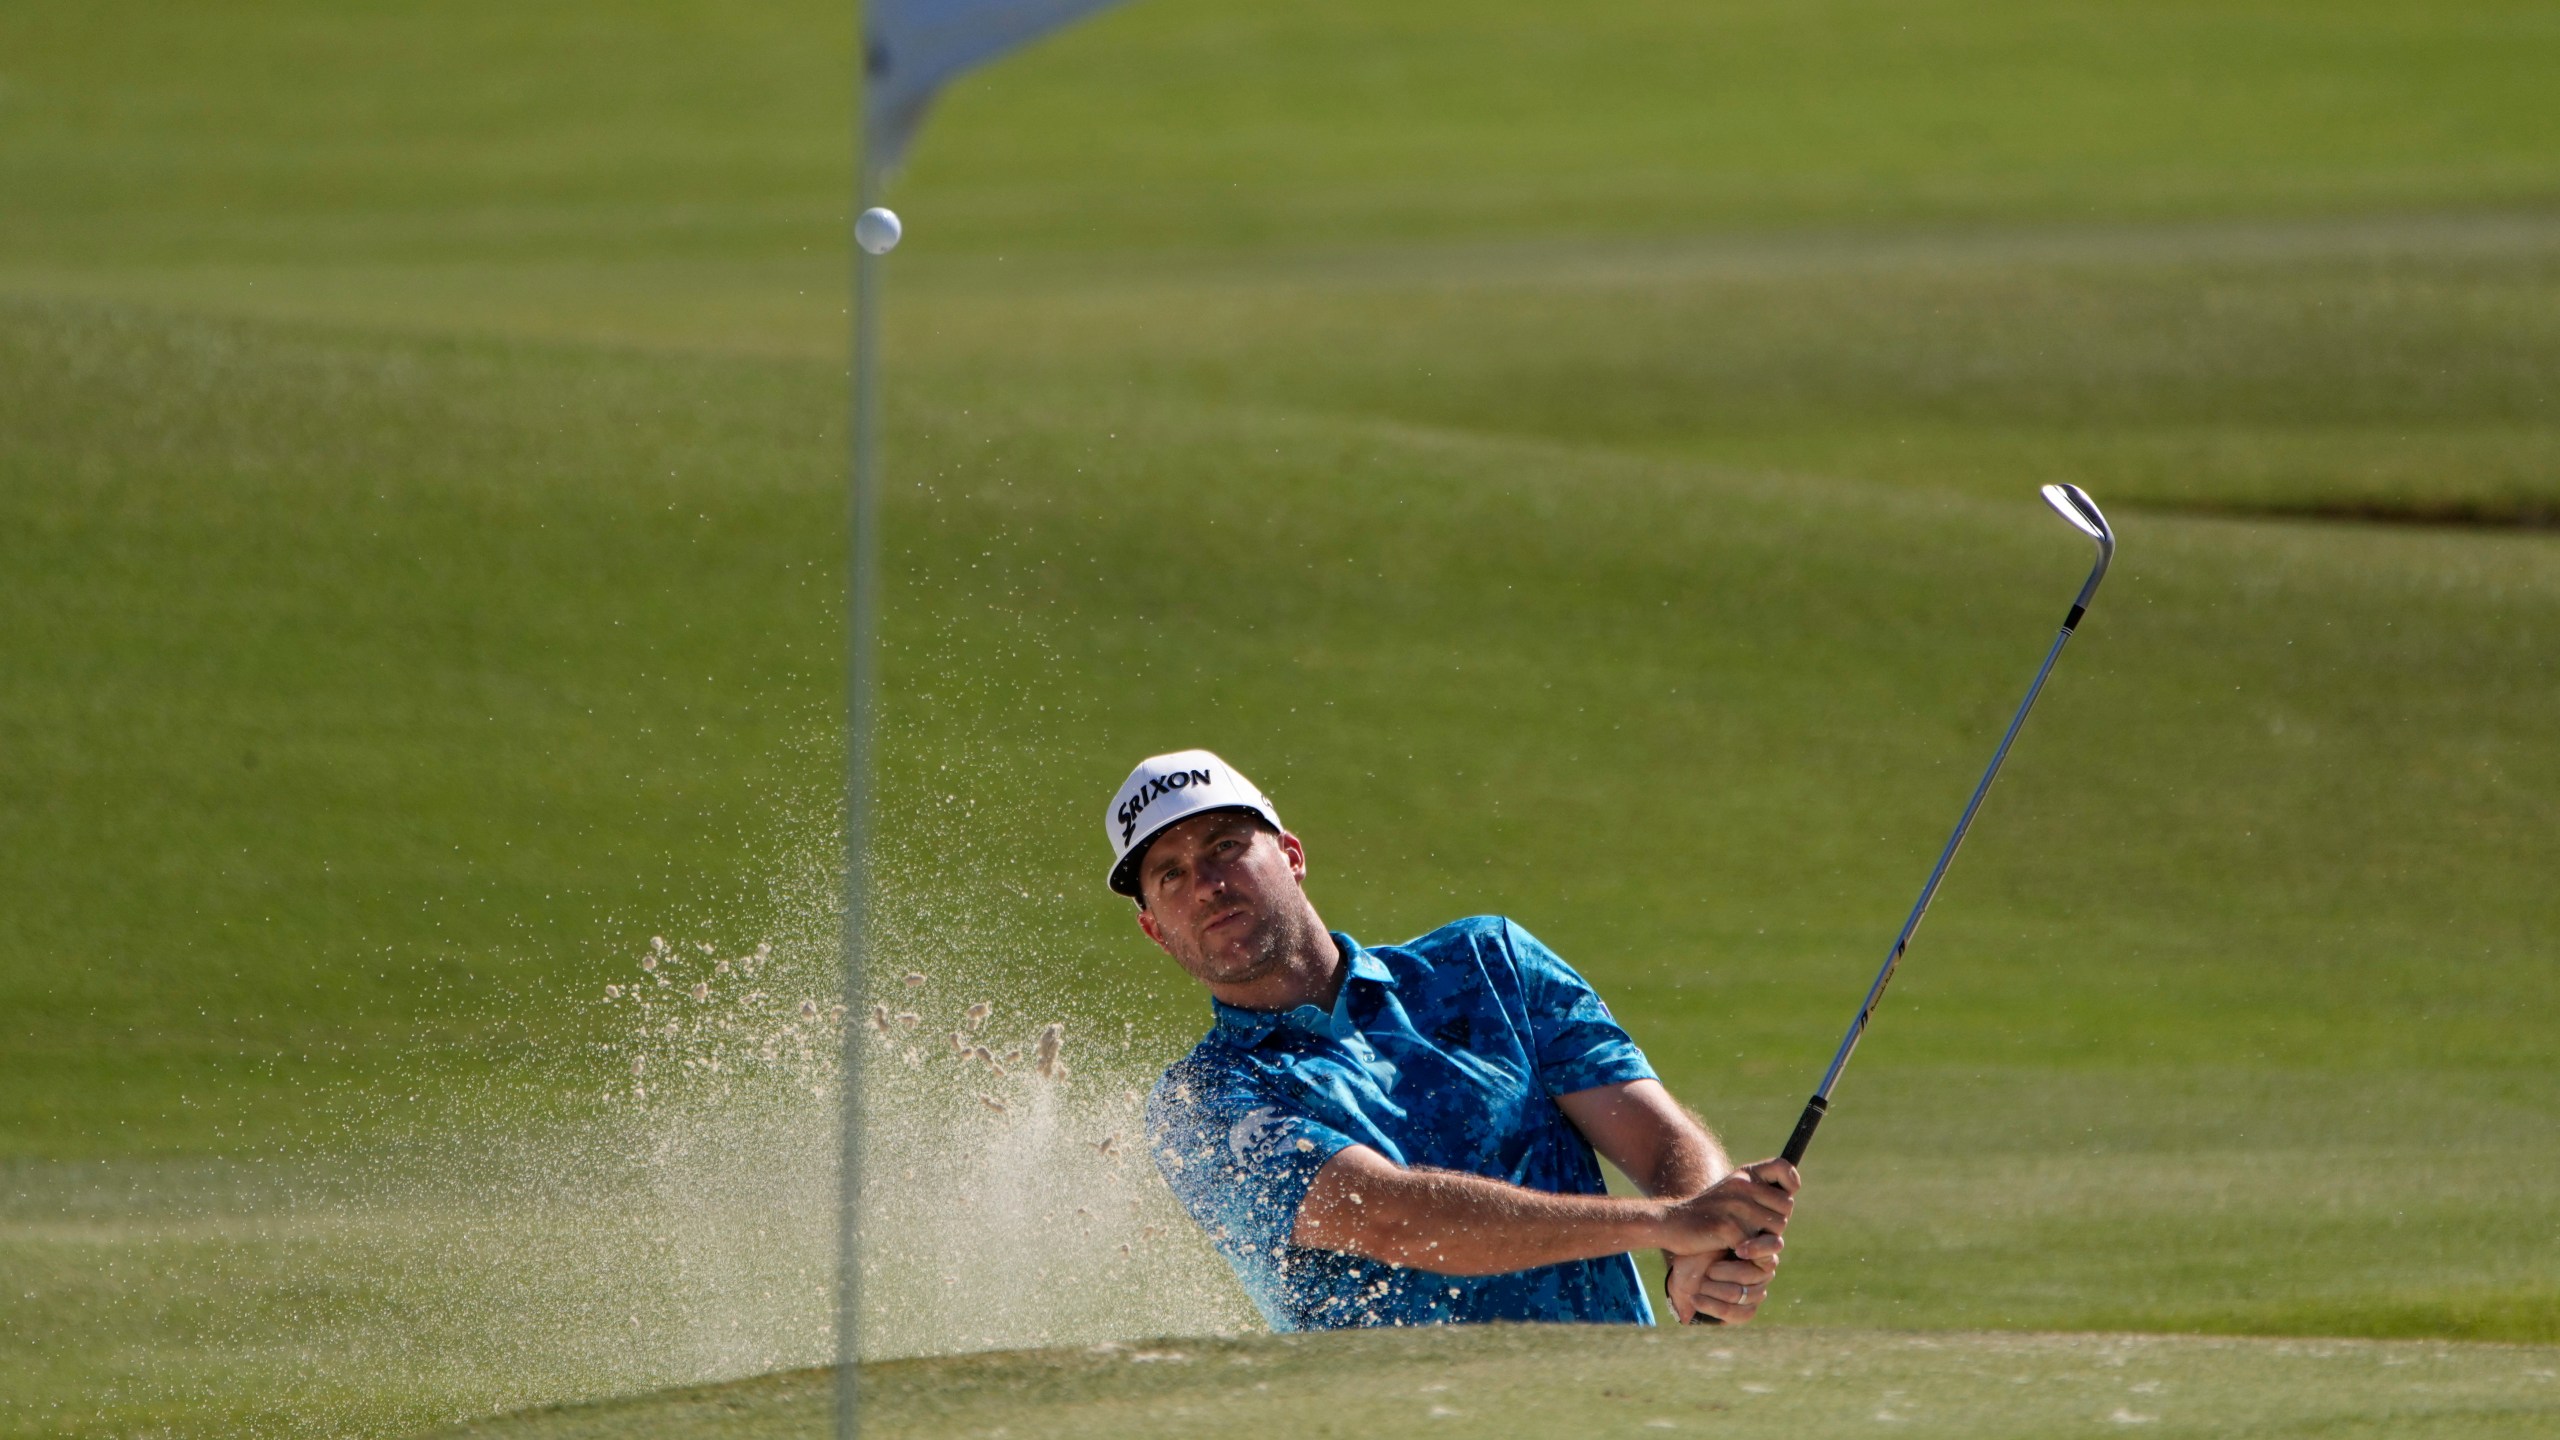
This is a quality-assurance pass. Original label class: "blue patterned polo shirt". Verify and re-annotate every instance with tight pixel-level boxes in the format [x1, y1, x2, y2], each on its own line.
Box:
[1145, 916, 1659, 1331]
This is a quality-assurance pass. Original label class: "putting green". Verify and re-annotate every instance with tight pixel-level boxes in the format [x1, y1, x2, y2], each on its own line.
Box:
[428, 1327, 2560, 1439]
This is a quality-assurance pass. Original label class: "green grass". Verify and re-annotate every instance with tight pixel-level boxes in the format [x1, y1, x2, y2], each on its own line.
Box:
[429, 1328, 2560, 1439]
[2, 0, 2557, 1436]
[10, 0, 2560, 264]
[0, 298, 844, 1152]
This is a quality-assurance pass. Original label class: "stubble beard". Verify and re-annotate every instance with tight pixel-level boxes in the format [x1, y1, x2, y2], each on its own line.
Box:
[1175, 896, 1319, 990]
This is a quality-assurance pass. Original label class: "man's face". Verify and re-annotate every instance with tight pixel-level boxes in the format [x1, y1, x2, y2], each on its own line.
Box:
[1135, 809, 1310, 987]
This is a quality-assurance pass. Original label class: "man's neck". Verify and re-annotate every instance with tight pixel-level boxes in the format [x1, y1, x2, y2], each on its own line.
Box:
[1206, 908, 1343, 1014]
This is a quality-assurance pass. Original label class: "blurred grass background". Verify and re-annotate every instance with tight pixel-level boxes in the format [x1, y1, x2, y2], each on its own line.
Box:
[2, 0, 2556, 1434]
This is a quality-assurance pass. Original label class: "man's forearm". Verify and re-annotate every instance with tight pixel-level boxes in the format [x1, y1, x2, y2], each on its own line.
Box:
[1293, 1149, 1669, 1275]
[1555, 1079, 1731, 1200]
[1640, 1120, 1730, 1199]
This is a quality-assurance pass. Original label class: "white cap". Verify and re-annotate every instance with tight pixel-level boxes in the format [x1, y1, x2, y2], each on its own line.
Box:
[1103, 749, 1282, 897]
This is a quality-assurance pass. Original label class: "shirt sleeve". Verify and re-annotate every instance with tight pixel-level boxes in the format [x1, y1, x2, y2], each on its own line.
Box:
[1502, 918, 1658, 1096]
[1146, 1057, 1359, 1260]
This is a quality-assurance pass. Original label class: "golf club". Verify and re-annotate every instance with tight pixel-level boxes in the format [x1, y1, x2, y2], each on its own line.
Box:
[1691, 482, 2114, 1323]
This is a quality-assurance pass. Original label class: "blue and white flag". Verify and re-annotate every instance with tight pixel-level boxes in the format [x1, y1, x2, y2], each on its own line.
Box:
[865, 0, 1130, 170]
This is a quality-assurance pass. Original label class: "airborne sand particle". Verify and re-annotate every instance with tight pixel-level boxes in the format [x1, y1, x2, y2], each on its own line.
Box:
[1033, 1023, 1069, 1081]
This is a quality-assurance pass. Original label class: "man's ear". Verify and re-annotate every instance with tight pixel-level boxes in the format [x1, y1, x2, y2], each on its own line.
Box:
[1136, 905, 1176, 956]
[1279, 830, 1308, 884]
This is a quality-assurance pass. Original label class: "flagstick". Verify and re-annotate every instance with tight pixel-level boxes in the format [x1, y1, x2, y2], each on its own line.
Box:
[835, 152, 884, 1440]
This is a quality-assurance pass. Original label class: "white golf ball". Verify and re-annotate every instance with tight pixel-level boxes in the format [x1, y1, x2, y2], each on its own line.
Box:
[856, 207, 903, 255]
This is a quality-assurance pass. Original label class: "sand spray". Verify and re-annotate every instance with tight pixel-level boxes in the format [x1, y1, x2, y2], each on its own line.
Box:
[38, 750, 1254, 1436]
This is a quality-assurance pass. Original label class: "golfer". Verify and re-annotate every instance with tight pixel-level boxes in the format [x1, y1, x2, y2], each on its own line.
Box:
[1116, 749, 1800, 1332]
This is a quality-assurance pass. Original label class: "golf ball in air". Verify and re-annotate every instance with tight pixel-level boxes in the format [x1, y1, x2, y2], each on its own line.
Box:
[856, 207, 903, 254]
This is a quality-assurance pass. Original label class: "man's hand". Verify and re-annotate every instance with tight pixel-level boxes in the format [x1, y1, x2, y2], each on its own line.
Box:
[1655, 1158, 1798, 1258]
[1660, 1159, 1801, 1325]
[1667, 1233, 1781, 1324]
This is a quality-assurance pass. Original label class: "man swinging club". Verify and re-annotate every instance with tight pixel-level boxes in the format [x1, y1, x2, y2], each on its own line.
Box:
[1120, 750, 1800, 1331]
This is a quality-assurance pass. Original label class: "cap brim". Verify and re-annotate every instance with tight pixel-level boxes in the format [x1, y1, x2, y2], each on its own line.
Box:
[1106, 834, 1157, 898]
[1106, 804, 1277, 898]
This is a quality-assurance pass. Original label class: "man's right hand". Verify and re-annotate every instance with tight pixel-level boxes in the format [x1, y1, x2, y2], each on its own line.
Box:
[1667, 1237, 1782, 1324]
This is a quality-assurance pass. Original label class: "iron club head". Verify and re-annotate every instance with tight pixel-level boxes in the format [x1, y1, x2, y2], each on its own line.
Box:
[2040, 482, 2113, 545]
[2040, 483, 2115, 611]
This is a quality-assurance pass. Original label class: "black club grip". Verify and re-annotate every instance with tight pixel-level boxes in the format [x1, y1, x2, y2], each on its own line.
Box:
[1780, 1094, 1829, 1167]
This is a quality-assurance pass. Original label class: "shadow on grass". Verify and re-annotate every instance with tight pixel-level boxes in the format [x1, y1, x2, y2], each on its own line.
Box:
[2139, 498, 2560, 531]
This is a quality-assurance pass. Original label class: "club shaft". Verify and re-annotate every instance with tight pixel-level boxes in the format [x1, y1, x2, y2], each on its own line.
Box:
[1781, 596, 2092, 1166]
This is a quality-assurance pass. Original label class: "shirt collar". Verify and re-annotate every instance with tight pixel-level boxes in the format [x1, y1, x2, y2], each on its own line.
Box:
[1212, 932, 1393, 1048]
